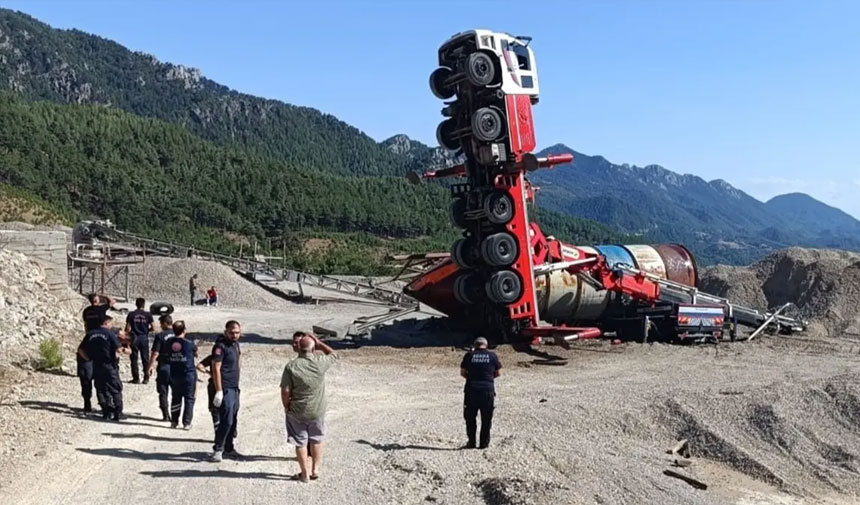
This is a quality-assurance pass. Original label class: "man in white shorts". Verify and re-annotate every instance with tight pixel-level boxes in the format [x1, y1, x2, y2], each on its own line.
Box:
[280, 332, 338, 482]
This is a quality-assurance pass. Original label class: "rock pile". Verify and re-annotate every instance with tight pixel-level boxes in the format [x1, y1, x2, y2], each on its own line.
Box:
[125, 256, 289, 309]
[700, 247, 860, 337]
[0, 248, 81, 367]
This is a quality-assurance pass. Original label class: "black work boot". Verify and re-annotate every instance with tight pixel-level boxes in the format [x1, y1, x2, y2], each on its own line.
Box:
[83, 399, 92, 413]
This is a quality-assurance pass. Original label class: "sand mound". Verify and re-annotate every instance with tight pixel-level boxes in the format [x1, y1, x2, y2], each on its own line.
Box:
[700, 247, 860, 337]
[657, 374, 860, 497]
[0, 248, 81, 367]
[125, 256, 289, 309]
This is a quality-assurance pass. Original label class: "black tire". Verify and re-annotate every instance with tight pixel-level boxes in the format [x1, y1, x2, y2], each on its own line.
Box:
[484, 191, 514, 224]
[454, 274, 475, 305]
[429, 66, 455, 99]
[485, 270, 523, 305]
[451, 238, 476, 269]
[436, 118, 459, 151]
[481, 232, 519, 267]
[149, 302, 174, 316]
[450, 197, 468, 229]
[471, 106, 505, 142]
[465, 51, 496, 87]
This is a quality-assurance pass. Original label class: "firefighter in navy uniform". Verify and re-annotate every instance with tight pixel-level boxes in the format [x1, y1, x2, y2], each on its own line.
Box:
[165, 320, 197, 429]
[460, 337, 502, 449]
[146, 315, 175, 421]
[79, 293, 116, 412]
[210, 320, 242, 462]
[125, 297, 154, 384]
[78, 314, 127, 421]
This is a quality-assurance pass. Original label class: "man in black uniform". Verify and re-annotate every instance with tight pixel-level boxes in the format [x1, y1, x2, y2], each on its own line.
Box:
[166, 320, 198, 429]
[78, 293, 116, 413]
[211, 320, 242, 462]
[125, 297, 154, 384]
[460, 337, 502, 449]
[78, 314, 127, 421]
[146, 315, 174, 421]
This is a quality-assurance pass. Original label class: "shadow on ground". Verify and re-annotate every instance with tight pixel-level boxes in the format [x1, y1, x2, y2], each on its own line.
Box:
[356, 439, 459, 452]
[141, 469, 291, 480]
[187, 332, 289, 346]
[79, 447, 291, 463]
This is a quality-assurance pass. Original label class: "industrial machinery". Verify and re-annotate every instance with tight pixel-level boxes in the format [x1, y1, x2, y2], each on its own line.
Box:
[407, 30, 806, 345]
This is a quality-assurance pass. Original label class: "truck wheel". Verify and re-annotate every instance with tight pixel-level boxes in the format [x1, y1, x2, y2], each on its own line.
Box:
[454, 274, 476, 304]
[450, 197, 468, 228]
[466, 51, 496, 87]
[484, 191, 514, 224]
[429, 66, 455, 99]
[481, 232, 518, 267]
[436, 118, 459, 151]
[471, 106, 505, 142]
[149, 302, 174, 316]
[485, 270, 523, 305]
[451, 238, 477, 269]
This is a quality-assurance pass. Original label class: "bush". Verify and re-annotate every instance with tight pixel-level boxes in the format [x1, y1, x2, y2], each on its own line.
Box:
[37, 338, 63, 370]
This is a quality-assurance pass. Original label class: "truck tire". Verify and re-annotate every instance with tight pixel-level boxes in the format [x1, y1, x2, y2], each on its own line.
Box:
[452, 238, 477, 269]
[450, 197, 468, 228]
[149, 302, 174, 316]
[485, 270, 523, 305]
[481, 232, 518, 267]
[465, 51, 496, 87]
[484, 191, 514, 224]
[436, 118, 459, 151]
[454, 274, 476, 304]
[471, 106, 505, 142]
[429, 66, 455, 99]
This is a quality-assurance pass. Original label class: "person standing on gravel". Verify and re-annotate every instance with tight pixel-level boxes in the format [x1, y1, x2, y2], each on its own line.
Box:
[78, 314, 128, 421]
[280, 333, 339, 482]
[211, 320, 242, 462]
[166, 320, 198, 429]
[460, 337, 501, 449]
[147, 315, 175, 421]
[189, 274, 198, 305]
[78, 293, 116, 413]
[125, 298, 154, 384]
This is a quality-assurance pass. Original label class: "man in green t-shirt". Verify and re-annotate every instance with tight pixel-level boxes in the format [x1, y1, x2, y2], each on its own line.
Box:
[280, 332, 338, 483]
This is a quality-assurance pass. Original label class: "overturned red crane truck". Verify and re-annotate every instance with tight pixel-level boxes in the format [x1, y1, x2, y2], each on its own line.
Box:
[405, 29, 805, 346]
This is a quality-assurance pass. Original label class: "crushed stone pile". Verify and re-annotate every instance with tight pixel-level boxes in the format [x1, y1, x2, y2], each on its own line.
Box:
[698, 265, 768, 310]
[0, 248, 81, 367]
[700, 247, 860, 337]
[125, 257, 290, 309]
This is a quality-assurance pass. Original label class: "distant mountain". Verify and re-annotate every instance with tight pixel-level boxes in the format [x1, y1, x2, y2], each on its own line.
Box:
[532, 144, 860, 264]
[765, 193, 860, 235]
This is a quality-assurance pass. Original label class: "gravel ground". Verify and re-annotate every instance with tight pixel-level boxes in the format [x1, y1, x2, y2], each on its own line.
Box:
[1, 304, 859, 505]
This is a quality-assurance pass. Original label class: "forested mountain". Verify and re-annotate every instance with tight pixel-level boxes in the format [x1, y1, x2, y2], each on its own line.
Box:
[0, 92, 622, 272]
[0, 9, 409, 177]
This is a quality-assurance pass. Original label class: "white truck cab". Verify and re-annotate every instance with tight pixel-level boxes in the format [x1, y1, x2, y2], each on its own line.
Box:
[432, 29, 540, 99]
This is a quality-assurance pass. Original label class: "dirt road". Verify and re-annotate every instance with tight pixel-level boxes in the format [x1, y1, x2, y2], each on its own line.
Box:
[2, 308, 860, 504]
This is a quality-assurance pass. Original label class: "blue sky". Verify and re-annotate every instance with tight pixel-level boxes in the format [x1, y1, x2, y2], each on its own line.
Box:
[6, 0, 860, 218]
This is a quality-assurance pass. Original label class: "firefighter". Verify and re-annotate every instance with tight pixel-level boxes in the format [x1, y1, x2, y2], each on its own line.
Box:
[79, 293, 116, 412]
[146, 314, 175, 421]
[125, 297, 154, 384]
[210, 320, 242, 462]
[78, 314, 128, 421]
[460, 337, 501, 449]
[166, 320, 197, 429]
